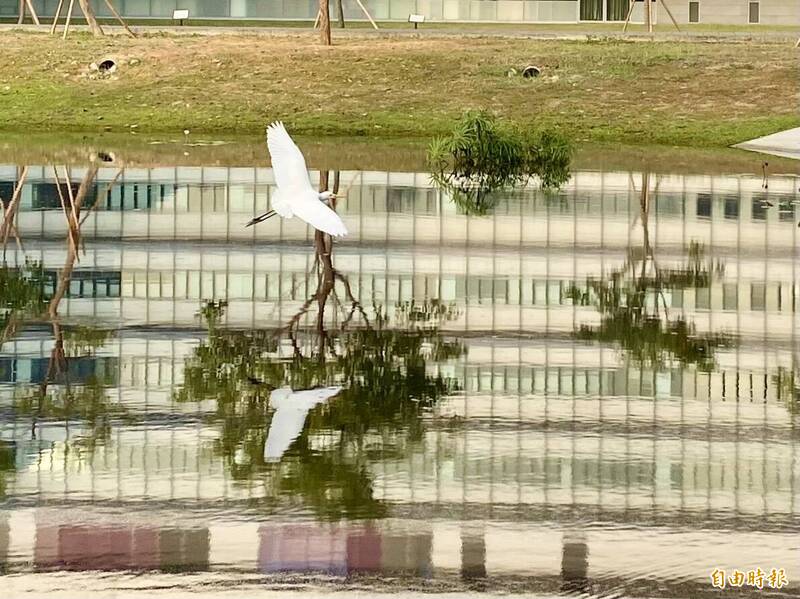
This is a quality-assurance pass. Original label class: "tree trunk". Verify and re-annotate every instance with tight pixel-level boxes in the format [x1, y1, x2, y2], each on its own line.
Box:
[318, 0, 331, 45]
[77, 0, 104, 36]
[336, 0, 345, 28]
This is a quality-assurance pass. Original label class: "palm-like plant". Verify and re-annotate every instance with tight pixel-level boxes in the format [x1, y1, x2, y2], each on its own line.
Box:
[428, 111, 572, 215]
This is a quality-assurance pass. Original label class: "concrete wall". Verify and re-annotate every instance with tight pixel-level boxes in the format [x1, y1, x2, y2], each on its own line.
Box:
[1, 0, 797, 24]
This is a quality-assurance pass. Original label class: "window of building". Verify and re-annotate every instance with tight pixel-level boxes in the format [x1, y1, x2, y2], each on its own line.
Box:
[751, 283, 766, 311]
[387, 186, 420, 213]
[696, 193, 712, 218]
[480, 278, 495, 302]
[778, 197, 795, 222]
[671, 288, 683, 308]
[723, 283, 738, 310]
[0, 182, 13, 202]
[494, 279, 509, 301]
[689, 1, 699, 23]
[748, 2, 760, 23]
[33, 182, 92, 210]
[57, 270, 122, 299]
[607, 0, 629, 21]
[724, 196, 739, 220]
[655, 192, 684, 216]
[580, 0, 603, 21]
[467, 278, 480, 301]
[696, 287, 710, 310]
[752, 195, 768, 221]
[548, 281, 562, 305]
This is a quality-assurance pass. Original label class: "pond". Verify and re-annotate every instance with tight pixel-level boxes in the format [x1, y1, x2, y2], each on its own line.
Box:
[0, 137, 798, 598]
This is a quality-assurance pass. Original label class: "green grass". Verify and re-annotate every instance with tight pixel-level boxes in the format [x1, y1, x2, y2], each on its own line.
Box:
[0, 32, 797, 147]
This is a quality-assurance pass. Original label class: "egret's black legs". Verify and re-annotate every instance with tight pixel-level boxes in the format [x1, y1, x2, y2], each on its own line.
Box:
[246, 210, 276, 227]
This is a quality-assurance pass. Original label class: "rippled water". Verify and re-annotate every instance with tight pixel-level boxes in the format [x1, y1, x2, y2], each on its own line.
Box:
[0, 142, 798, 598]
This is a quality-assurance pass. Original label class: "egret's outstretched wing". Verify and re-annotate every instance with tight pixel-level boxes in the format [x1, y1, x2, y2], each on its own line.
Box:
[284, 387, 343, 410]
[293, 194, 349, 237]
[264, 387, 343, 462]
[267, 122, 311, 192]
[264, 406, 311, 462]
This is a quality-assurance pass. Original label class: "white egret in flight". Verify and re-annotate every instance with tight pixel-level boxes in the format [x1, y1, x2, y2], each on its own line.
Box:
[264, 386, 343, 462]
[246, 122, 348, 237]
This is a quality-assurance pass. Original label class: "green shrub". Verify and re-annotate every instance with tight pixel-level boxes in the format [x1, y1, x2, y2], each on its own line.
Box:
[427, 111, 572, 215]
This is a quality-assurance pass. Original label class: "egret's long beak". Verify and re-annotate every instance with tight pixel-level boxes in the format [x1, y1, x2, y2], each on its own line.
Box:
[245, 210, 276, 227]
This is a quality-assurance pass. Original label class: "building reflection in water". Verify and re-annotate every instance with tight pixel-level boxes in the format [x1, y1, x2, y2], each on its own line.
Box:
[257, 521, 433, 577]
[0, 160, 798, 596]
[460, 523, 486, 581]
[34, 520, 210, 572]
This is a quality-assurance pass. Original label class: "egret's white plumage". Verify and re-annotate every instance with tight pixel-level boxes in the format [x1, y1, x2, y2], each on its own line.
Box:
[246, 122, 348, 237]
[263, 386, 343, 462]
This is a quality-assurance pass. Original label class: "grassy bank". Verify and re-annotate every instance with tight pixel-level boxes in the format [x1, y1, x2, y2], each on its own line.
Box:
[0, 31, 797, 146]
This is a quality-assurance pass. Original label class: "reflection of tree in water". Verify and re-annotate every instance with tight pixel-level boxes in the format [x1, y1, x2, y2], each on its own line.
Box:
[1, 164, 125, 458]
[569, 172, 733, 372]
[179, 297, 462, 520]
[774, 367, 800, 415]
[175, 171, 464, 520]
[0, 260, 47, 344]
[0, 440, 14, 499]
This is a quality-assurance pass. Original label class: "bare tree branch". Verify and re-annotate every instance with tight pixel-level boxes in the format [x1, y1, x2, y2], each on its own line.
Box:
[1, 166, 28, 250]
[80, 166, 124, 226]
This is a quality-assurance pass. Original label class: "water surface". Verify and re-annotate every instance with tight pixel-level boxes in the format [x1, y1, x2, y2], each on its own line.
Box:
[0, 141, 798, 598]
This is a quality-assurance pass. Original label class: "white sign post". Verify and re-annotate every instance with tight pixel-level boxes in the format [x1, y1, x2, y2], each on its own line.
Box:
[408, 14, 424, 30]
[173, 8, 189, 26]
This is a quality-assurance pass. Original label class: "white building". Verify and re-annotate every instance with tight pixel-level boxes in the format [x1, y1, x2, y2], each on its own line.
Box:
[0, 0, 797, 25]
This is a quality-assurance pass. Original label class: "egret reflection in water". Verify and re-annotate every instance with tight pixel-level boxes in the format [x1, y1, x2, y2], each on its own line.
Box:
[264, 386, 343, 462]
